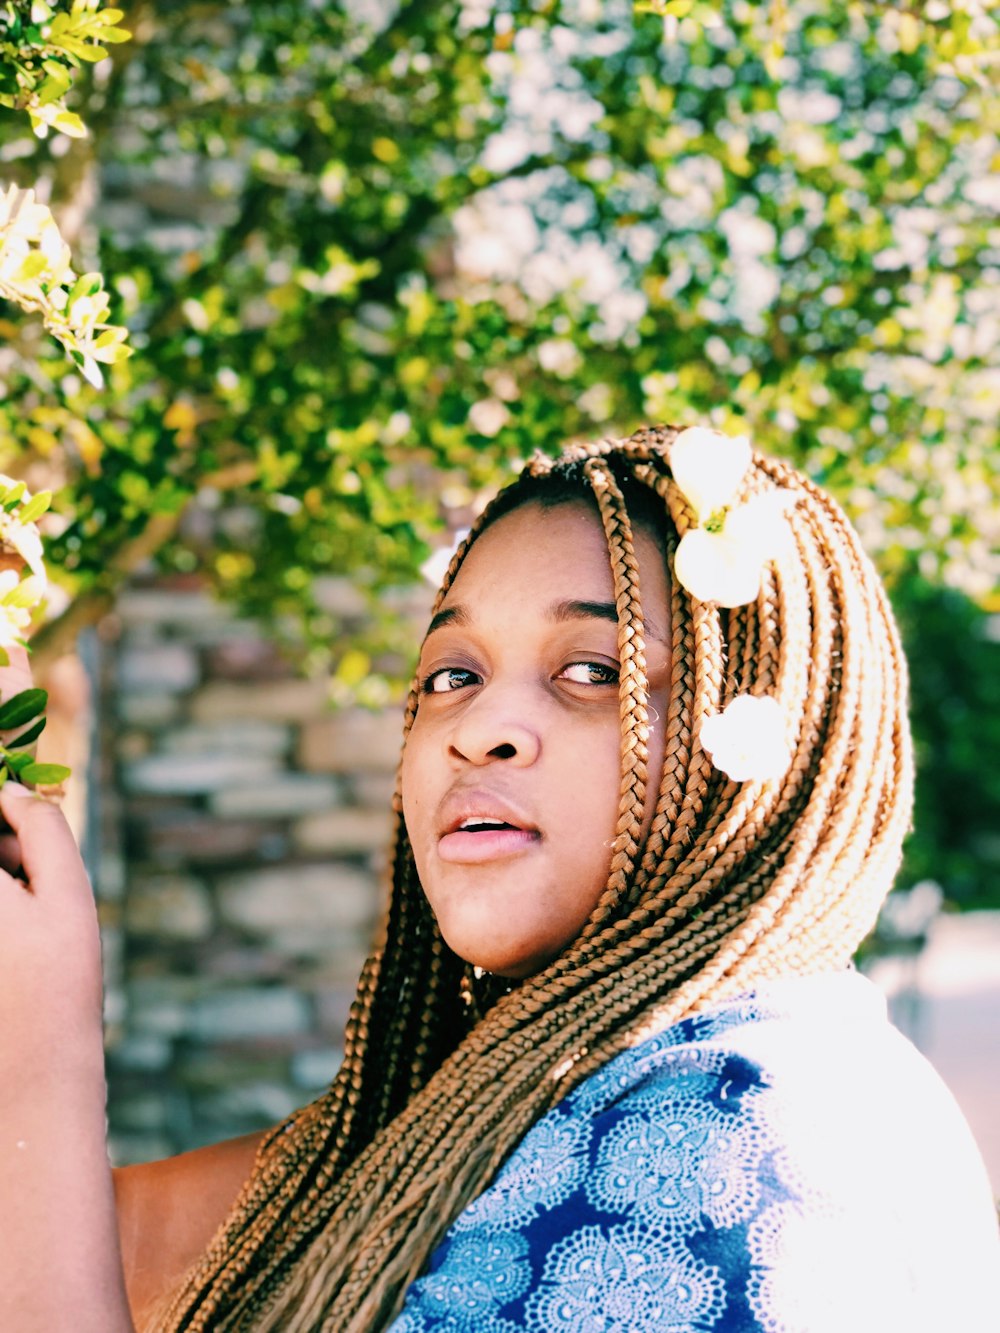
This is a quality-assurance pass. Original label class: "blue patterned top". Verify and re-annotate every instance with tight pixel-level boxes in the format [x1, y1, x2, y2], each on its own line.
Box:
[389, 971, 999, 1332]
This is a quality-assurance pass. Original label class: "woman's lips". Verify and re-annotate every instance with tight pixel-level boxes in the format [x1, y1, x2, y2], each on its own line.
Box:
[437, 826, 541, 863]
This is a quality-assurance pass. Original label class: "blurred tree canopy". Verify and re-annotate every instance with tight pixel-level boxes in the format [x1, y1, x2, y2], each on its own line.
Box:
[0, 0, 998, 904]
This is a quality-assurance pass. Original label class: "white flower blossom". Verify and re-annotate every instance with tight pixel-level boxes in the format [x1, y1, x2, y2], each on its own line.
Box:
[0, 475, 48, 585]
[699, 694, 791, 784]
[674, 491, 796, 608]
[0, 570, 34, 649]
[669, 427, 795, 608]
[670, 427, 752, 521]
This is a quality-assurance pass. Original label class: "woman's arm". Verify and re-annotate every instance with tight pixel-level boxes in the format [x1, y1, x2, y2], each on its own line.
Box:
[0, 775, 134, 1332]
[114, 1130, 264, 1330]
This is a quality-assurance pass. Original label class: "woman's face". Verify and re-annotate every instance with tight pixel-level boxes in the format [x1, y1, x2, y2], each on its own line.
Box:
[402, 499, 671, 979]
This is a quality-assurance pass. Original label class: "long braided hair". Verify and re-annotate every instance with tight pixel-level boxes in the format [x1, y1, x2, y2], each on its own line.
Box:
[159, 424, 913, 1331]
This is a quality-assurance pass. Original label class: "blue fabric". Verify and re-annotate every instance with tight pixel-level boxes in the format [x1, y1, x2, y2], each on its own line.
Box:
[388, 971, 1000, 1332]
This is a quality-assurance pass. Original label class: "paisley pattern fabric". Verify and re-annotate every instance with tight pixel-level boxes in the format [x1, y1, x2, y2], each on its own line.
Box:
[389, 971, 1000, 1333]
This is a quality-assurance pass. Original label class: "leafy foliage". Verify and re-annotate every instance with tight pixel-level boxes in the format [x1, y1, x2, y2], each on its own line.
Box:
[0, 1, 132, 379]
[0, 182, 130, 382]
[0, 0, 130, 137]
[0, 684, 69, 787]
[0, 0, 997, 901]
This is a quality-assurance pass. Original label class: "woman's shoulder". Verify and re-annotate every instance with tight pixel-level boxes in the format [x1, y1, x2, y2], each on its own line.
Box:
[113, 1128, 265, 1331]
[390, 971, 1000, 1333]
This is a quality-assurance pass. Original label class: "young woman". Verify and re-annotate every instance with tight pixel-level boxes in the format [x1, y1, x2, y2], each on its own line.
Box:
[1, 424, 997, 1332]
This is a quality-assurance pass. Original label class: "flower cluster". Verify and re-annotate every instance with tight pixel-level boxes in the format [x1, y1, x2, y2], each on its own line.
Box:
[0, 183, 131, 387]
[669, 427, 795, 786]
[0, 476, 70, 788]
[0, 473, 50, 660]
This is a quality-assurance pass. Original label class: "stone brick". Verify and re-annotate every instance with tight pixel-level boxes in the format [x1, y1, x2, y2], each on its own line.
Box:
[117, 692, 183, 728]
[298, 708, 405, 774]
[118, 730, 152, 761]
[140, 813, 290, 867]
[124, 873, 213, 940]
[291, 1046, 343, 1091]
[292, 806, 394, 855]
[118, 642, 200, 694]
[210, 773, 338, 819]
[191, 679, 331, 724]
[127, 976, 201, 1037]
[352, 770, 399, 810]
[197, 1082, 300, 1124]
[116, 588, 226, 627]
[161, 719, 291, 759]
[107, 1033, 172, 1073]
[125, 751, 278, 796]
[190, 986, 311, 1042]
[217, 863, 376, 954]
[109, 1133, 174, 1168]
[205, 637, 298, 682]
[314, 984, 361, 1036]
[113, 1092, 170, 1132]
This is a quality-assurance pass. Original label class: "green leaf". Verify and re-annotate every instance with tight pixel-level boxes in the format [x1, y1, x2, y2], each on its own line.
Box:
[6, 752, 36, 776]
[16, 491, 52, 525]
[2, 481, 27, 510]
[0, 688, 48, 731]
[18, 762, 71, 785]
[8, 717, 46, 747]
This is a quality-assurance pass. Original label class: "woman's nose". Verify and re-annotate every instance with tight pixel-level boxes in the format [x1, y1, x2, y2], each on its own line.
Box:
[447, 692, 541, 768]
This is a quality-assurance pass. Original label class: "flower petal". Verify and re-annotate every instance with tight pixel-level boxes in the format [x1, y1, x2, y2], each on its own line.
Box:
[699, 694, 791, 783]
[674, 528, 764, 607]
[726, 490, 796, 562]
[4, 525, 46, 583]
[670, 427, 752, 521]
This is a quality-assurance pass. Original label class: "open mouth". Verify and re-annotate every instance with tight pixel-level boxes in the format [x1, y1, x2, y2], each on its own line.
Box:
[438, 816, 539, 864]
[457, 818, 521, 833]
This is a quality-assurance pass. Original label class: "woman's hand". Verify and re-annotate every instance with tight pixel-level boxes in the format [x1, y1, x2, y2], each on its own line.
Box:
[0, 654, 104, 1058]
[0, 646, 134, 1332]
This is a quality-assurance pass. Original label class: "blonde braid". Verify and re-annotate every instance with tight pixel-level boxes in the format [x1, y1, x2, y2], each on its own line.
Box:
[157, 424, 913, 1333]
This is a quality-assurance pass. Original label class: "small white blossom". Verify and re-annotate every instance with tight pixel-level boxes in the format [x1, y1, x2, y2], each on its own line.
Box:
[0, 517, 46, 584]
[670, 427, 752, 521]
[468, 397, 510, 437]
[0, 570, 34, 649]
[699, 694, 791, 784]
[673, 491, 795, 607]
[669, 426, 795, 608]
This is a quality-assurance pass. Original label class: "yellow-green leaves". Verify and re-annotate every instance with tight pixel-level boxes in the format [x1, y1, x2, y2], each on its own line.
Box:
[0, 183, 132, 385]
[0, 0, 131, 138]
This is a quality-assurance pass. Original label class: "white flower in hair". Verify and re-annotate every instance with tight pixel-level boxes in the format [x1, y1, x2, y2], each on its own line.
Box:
[670, 427, 752, 520]
[699, 694, 791, 784]
[670, 427, 794, 608]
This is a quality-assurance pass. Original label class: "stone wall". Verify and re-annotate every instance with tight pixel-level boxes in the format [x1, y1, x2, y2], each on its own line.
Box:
[101, 576, 427, 1165]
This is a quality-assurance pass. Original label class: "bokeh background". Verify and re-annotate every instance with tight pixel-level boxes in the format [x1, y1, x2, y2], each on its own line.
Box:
[1, 1, 998, 1180]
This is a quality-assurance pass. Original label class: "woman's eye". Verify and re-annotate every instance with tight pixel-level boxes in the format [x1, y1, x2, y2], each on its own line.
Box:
[559, 661, 620, 686]
[422, 667, 479, 694]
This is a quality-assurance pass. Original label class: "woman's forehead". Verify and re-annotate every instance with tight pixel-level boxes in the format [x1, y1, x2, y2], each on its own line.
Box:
[435, 499, 670, 640]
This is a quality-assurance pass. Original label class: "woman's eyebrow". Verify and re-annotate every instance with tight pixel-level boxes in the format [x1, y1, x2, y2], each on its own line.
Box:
[425, 599, 667, 644]
[552, 598, 668, 646]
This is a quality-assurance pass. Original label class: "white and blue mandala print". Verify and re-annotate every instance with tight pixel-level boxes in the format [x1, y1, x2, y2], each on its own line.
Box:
[390, 997, 792, 1332]
[387, 976, 971, 1332]
[453, 1113, 592, 1233]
